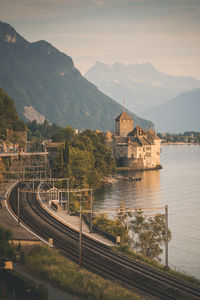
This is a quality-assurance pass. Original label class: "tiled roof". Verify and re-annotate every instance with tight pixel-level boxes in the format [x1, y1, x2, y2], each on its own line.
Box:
[128, 126, 144, 137]
[138, 136, 151, 145]
[115, 112, 133, 121]
[129, 136, 151, 146]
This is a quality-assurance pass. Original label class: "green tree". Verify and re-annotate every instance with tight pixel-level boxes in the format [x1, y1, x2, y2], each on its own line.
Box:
[27, 119, 60, 141]
[114, 202, 131, 245]
[93, 203, 130, 245]
[0, 87, 26, 140]
[52, 129, 116, 191]
[130, 210, 171, 261]
[0, 225, 15, 261]
[52, 126, 74, 142]
[93, 213, 116, 236]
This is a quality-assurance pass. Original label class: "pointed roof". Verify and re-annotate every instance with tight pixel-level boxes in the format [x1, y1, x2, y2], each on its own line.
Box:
[115, 112, 133, 121]
[128, 126, 144, 137]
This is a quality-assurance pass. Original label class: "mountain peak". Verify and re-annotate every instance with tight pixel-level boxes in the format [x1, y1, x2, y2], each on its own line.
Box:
[0, 21, 152, 131]
[139, 62, 156, 71]
[0, 20, 26, 44]
[85, 61, 200, 117]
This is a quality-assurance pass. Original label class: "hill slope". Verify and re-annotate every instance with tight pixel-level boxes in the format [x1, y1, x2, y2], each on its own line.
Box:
[85, 62, 200, 114]
[0, 21, 152, 131]
[143, 89, 200, 133]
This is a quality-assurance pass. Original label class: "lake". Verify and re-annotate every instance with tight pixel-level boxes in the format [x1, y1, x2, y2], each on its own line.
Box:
[94, 145, 200, 279]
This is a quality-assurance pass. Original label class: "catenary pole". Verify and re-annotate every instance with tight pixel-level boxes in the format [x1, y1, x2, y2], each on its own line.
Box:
[79, 199, 82, 269]
[90, 189, 93, 232]
[67, 178, 70, 214]
[17, 187, 20, 224]
[165, 205, 168, 269]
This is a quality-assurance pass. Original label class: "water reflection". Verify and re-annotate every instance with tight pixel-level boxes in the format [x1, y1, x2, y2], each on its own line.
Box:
[94, 169, 161, 210]
[133, 170, 161, 208]
[94, 145, 200, 279]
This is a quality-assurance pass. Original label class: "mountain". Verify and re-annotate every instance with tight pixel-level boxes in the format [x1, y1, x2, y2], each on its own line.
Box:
[143, 89, 200, 133]
[84, 62, 200, 114]
[0, 21, 152, 131]
[0, 87, 26, 139]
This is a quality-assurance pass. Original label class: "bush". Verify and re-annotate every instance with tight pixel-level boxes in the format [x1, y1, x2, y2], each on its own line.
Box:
[24, 246, 145, 300]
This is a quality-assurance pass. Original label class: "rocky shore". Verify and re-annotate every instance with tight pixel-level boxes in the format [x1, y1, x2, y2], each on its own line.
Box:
[101, 175, 142, 186]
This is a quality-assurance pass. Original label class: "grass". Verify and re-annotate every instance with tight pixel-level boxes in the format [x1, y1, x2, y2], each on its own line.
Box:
[23, 246, 148, 300]
[115, 245, 200, 287]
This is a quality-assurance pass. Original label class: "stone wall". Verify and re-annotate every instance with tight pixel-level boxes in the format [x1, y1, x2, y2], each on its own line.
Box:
[115, 119, 133, 138]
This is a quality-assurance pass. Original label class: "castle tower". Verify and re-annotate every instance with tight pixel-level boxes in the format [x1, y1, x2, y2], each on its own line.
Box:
[115, 112, 133, 137]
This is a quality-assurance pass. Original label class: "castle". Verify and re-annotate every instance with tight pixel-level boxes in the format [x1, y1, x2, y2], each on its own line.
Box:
[106, 112, 161, 170]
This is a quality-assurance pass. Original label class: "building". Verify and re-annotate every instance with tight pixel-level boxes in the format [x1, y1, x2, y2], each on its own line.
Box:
[106, 112, 161, 170]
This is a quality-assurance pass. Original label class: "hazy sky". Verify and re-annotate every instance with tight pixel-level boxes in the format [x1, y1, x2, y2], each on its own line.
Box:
[1, 0, 200, 79]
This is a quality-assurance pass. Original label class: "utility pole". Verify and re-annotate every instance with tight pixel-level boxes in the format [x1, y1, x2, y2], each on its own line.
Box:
[165, 205, 168, 269]
[17, 188, 20, 224]
[90, 189, 93, 232]
[67, 178, 70, 214]
[79, 198, 82, 269]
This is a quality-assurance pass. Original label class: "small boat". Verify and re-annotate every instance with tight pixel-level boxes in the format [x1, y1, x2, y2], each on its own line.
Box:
[123, 176, 142, 182]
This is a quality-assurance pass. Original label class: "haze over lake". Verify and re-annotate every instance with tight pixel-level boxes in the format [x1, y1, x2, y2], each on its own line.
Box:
[94, 145, 200, 279]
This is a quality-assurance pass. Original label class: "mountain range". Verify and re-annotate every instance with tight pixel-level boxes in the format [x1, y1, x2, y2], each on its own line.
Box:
[85, 62, 200, 115]
[0, 21, 152, 131]
[85, 62, 200, 132]
[143, 89, 200, 133]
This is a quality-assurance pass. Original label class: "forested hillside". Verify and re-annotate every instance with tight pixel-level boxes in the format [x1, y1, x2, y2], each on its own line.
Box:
[0, 21, 152, 131]
[0, 87, 26, 140]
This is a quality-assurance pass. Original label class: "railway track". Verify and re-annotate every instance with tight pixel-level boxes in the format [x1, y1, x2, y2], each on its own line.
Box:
[8, 182, 200, 300]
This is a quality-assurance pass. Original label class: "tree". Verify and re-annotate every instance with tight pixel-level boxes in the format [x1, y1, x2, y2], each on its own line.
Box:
[93, 203, 130, 245]
[93, 213, 116, 236]
[52, 126, 74, 142]
[27, 119, 60, 141]
[53, 129, 116, 191]
[0, 225, 15, 261]
[0, 87, 26, 140]
[130, 210, 171, 261]
[114, 202, 131, 245]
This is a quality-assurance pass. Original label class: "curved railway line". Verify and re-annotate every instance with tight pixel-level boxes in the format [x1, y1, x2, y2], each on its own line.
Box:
[8, 182, 200, 300]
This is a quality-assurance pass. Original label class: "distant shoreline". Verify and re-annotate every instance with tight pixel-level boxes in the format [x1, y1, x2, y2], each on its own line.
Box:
[161, 142, 200, 145]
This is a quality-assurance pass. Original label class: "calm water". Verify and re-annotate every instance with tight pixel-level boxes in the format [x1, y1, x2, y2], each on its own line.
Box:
[94, 145, 200, 279]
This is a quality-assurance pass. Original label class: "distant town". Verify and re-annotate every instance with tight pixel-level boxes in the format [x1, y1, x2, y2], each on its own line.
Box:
[1, 125, 200, 156]
[158, 132, 200, 144]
